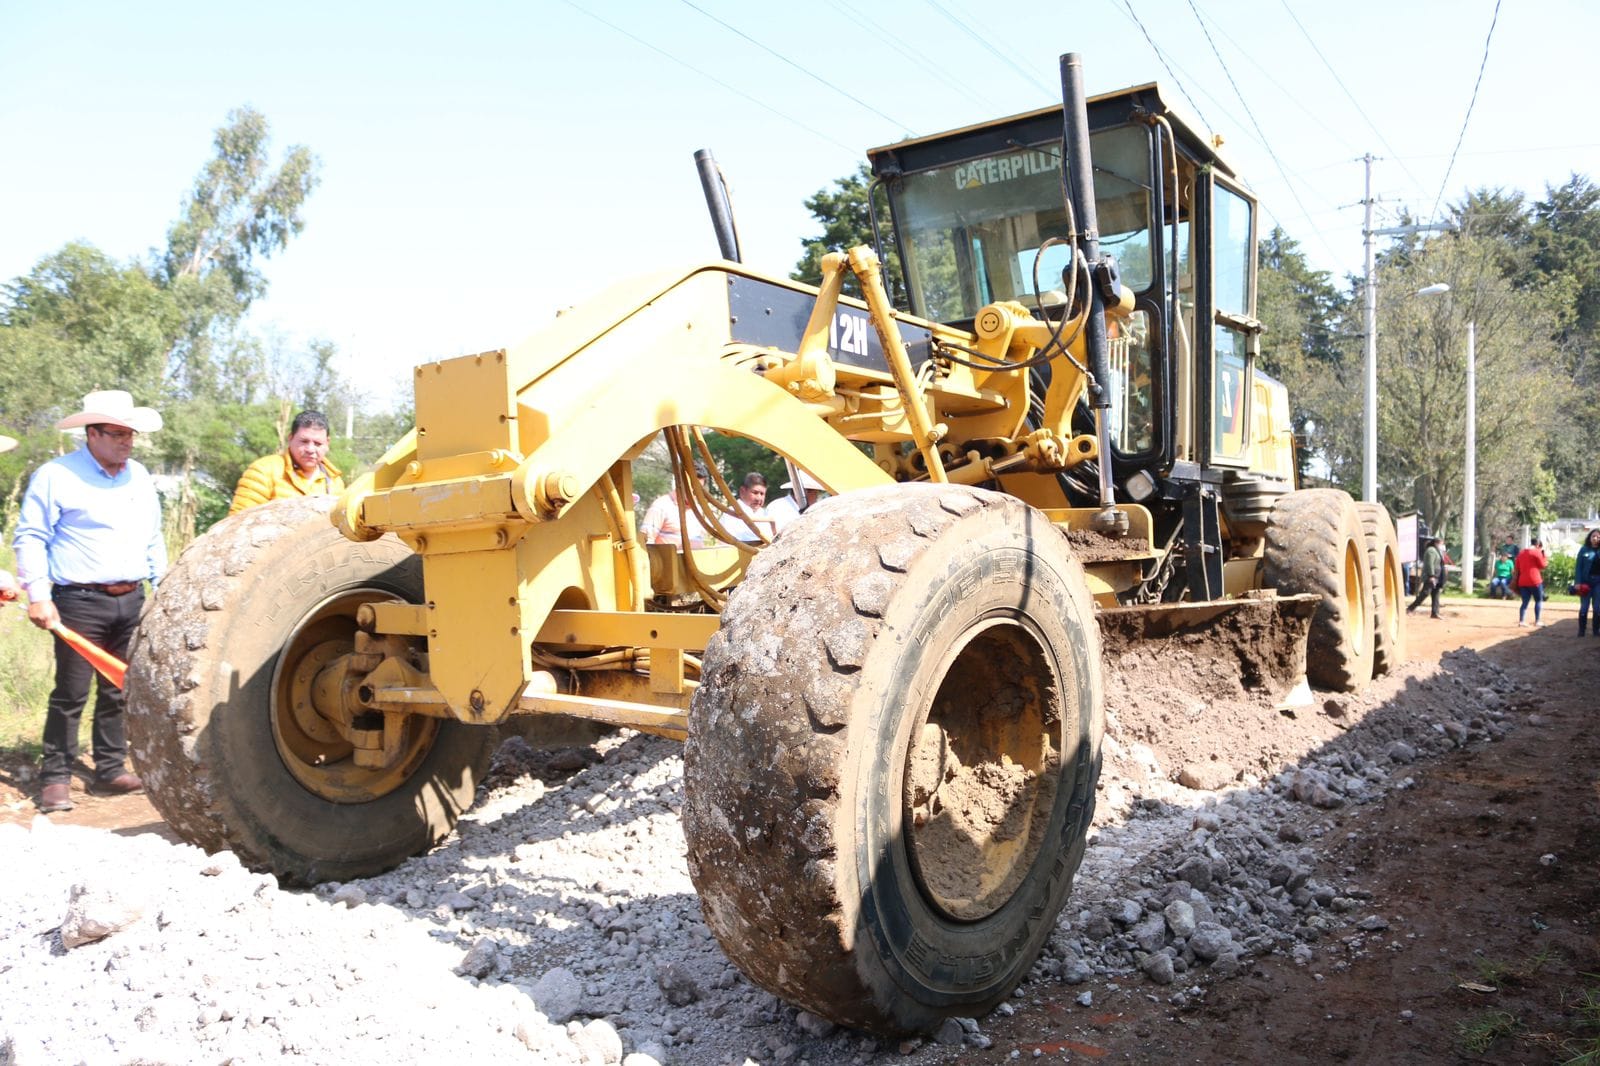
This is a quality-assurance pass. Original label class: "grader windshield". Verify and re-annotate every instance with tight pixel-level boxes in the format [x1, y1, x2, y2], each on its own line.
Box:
[881, 121, 1162, 458]
[873, 85, 1263, 474]
[889, 124, 1155, 323]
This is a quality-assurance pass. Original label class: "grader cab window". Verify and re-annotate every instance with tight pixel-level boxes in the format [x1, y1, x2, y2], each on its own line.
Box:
[1210, 182, 1256, 464]
[1108, 308, 1155, 453]
[893, 125, 1154, 323]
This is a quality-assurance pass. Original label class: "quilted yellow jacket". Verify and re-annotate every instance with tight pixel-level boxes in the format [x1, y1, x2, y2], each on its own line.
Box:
[228, 451, 345, 515]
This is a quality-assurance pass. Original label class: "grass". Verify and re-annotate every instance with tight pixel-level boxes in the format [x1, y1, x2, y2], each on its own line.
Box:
[0, 541, 83, 760]
[1474, 948, 1558, 988]
[1560, 982, 1600, 1065]
[1459, 1010, 1520, 1054]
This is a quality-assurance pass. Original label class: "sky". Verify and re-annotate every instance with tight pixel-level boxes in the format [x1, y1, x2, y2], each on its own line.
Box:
[3, 0, 1596, 410]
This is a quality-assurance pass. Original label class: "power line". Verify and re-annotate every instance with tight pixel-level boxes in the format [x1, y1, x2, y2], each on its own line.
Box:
[822, 0, 1004, 114]
[676, 0, 913, 133]
[1109, 0, 1319, 206]
[1184, 0, 1342, 265]
[561, 1, 861, 156]
[1428, 0, 1505, 226]
[919, 0, 1054, 97]
[1187, 6, 1359, 158]
[1116, 0, 1216, 138]
[1277, 0, 1431, 205]
[1389, 142, 1600, 161]
[1111, 1, 1351, 270]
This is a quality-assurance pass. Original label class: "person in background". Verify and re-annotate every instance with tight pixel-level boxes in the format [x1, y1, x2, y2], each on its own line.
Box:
[1514, 537, 1549, 628]
[229, 410, 344, 514]
[726, 472, 771, 543]
[1488, 550, 1515, 600]
[1405, 536, 1445, 619]
[12, 391, 167, 813]
[766, 469, 825, 534]
[641, 462, 709, 548]
[1575, 528, 1600, 637]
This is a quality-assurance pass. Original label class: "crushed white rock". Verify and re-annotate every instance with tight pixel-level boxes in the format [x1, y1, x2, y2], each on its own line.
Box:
[1, 650, 1522, 1064]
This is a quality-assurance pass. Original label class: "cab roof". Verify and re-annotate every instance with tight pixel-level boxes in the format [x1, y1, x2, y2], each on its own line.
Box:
[867, 81, 1238, 181]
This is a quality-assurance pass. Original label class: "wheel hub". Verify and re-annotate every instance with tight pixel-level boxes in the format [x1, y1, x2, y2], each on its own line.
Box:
[271, 590, 440, 804]
[903, 615, 1064, 922]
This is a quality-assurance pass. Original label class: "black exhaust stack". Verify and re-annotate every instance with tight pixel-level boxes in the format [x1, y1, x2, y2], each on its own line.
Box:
[1059, 53, 1127, 534]
[695, 149, 742, 263]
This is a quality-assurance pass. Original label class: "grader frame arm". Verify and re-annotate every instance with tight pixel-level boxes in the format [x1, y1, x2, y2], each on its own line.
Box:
[325, 253, 1114, 740]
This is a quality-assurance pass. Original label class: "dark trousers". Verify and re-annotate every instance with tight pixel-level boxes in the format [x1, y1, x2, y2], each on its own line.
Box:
[1407, 577, 1440, 617]
[40, 585, 143, 785]
[1518, 584, 1543, 623]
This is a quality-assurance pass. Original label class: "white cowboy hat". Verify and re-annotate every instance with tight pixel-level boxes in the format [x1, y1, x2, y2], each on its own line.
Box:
[780, 469, 823, 492]
[0, 434, 16, 454]
[55, 390, 163, 433]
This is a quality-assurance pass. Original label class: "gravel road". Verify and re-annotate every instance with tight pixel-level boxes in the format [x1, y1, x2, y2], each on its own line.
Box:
[1, 642, 1527, 1065]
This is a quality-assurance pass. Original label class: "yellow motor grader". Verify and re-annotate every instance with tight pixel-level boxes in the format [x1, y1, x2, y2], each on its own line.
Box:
[127, 54, 1405, 1035]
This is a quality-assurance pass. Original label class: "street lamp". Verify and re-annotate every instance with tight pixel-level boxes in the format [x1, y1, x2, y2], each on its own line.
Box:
[1417, 283, 1475, 595]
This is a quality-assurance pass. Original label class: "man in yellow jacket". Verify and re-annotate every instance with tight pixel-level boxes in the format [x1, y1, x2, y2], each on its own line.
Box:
[229, 410, 345, 515]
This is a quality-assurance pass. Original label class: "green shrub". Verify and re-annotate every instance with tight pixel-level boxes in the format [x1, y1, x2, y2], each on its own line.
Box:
[1547, 552, 1577, 591]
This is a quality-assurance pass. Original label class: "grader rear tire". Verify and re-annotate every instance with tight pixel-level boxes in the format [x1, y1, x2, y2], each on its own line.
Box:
[126, 497, 493, 885]
[1264, 489, 1375, 691]
[1357, 502, 1407, 675]
[683, 485, 1103, 1035]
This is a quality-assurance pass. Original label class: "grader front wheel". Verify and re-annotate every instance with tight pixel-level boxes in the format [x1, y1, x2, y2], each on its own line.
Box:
[1264, 489, 1376, 691]
[683, 485, 1103, 1035]
[126, 497, 493, 885]
[1356, 502, 1407, 675]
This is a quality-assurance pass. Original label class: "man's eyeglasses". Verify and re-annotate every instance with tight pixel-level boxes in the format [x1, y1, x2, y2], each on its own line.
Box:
[89, 427, 136, 442]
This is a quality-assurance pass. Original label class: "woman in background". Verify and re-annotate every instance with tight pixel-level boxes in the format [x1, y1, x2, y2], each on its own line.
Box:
[1576, 528, 1600, 637]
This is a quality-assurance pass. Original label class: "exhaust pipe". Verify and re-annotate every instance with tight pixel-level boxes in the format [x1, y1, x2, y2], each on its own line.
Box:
[695, 148, 742, 263]
[1059, 53, 1128, 535]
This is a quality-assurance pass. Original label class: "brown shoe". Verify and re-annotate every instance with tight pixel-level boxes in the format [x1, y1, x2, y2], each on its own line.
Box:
[39, 781, 74, 813]
[89, 772, 143, 796]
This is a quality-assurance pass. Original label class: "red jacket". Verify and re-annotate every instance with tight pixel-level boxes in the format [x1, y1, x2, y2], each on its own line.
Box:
[1513, 547, 1547, 588]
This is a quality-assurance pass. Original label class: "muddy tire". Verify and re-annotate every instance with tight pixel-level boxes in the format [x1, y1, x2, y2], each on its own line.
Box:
[1356, 502, 1407, 675]
[1263, 489, 1374, 691]
[683, 485, 1103, 1035]
[126, 497, 493, 885]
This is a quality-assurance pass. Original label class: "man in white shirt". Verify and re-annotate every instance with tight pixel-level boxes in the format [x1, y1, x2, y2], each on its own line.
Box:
[641, 463, 709, 547]
[726, 472, 771, 543]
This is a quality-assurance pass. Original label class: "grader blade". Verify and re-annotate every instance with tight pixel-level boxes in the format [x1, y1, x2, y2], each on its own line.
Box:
[1095, 593, 1320, 700]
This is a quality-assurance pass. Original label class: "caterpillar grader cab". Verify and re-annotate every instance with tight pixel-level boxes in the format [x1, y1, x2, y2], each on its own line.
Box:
[127, 54, 1405, 1036]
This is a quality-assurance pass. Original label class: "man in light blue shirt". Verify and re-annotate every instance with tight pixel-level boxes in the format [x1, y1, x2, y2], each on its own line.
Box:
[13, 391, 167, 813]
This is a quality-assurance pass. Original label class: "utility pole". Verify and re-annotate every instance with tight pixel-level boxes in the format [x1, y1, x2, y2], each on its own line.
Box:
[1362, 155, 1377, 504]
[1360, 152, 1449, 510]
[1463, 320, 1476, 595]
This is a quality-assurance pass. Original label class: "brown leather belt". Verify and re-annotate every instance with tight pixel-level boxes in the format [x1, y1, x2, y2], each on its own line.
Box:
[57, 581, 141, 596]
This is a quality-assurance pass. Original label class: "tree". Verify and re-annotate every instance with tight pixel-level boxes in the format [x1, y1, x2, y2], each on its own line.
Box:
[1374, 231, 1566, 553]
[0, 108, 329, 540]
[1523, 176, 1600, 517]
[791, 165, 902, 303]
[160, 107, 320, 397]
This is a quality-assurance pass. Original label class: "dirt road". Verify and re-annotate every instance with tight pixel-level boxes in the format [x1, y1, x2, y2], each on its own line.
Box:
[3, 597, 1594, 1063]
[960, 597, 1600, 1063]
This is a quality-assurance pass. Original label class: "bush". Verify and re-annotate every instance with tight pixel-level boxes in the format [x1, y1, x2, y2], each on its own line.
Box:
[1546, 552, 1576, 591]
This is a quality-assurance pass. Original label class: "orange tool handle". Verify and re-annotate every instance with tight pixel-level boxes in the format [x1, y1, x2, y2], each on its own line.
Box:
[51, 622, 128, 689]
